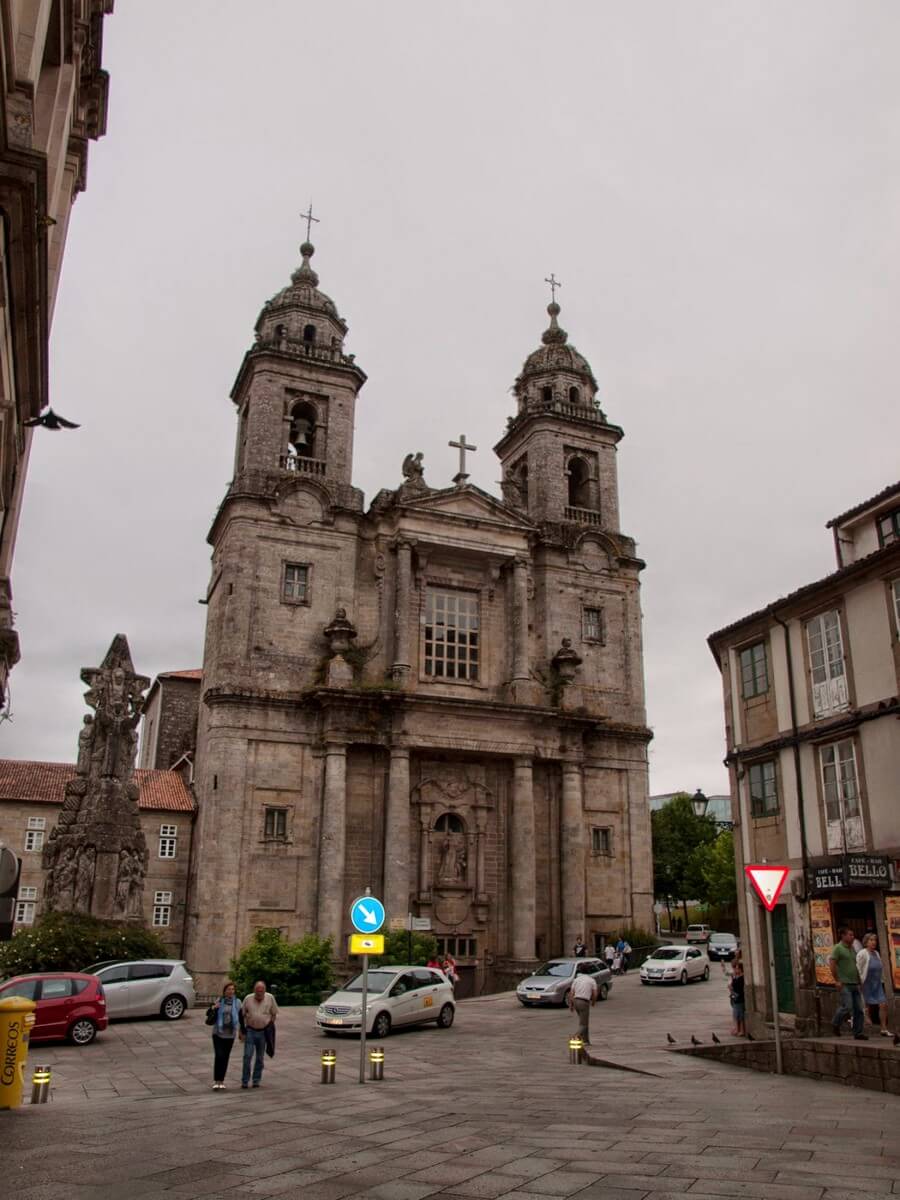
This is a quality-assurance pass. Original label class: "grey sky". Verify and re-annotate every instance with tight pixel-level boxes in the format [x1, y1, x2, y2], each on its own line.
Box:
[5, 2, 900, 795]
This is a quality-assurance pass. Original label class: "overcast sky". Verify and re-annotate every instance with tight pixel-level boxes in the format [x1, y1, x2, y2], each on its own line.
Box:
[4, 2, 900, 795]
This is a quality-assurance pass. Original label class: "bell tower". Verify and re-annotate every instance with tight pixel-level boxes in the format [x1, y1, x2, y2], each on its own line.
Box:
[495, 293, 623, 534]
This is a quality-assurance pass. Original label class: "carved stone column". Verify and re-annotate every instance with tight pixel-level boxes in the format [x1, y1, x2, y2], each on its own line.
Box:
[391, 538, 413, 683]
[318, 743, 347, 949]
[511, 756, 537, 961]
[511, 557, 530, 682]
[561, 761, 585, 954]
[384, 747, 410, 921]
[474, 808, 488, 903]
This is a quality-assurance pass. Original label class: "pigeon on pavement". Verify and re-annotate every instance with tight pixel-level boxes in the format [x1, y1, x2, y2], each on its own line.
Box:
[691, 1035, 701, 1046]
[666, 1033, 676, 1045]
[712, 1033, 721, 1044]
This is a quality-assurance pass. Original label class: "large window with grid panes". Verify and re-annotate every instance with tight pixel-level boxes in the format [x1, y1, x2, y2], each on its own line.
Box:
[739, 642, 768, 698]
[748, 760, 778, 816]
[158, 824, 177, 859]
[806, 610, 849, 718]
[820, 738, 864, 853]
[152, 891, 172, 927]
[424, 588, 479, 681]
[24, 816, 45, 852]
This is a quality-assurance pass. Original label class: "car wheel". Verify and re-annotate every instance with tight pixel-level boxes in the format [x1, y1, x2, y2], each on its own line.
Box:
[69, 1018, 97, 1046]
[372, 1011, 391, 1039]
[598, 983, 609, 1001]
[437, 1003, 454, 1028]
[161, 995, 186, 1020]
[702, 967, 710, 981]
[562, 989, 571, 1008]
[680, 970, 688, 985]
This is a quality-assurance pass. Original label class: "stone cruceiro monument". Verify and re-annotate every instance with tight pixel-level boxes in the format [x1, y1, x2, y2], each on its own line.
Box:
[43, 635, 151, 921]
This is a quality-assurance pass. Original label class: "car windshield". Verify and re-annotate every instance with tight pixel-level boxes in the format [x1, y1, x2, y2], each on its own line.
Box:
[533, 962, 575, 977]
[710, 934, 733, 944]
[340, 971, 398, 994]
[649, 948, 683, 961]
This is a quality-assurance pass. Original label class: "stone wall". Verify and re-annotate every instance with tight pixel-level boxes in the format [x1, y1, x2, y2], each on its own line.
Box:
[681, 1038, 900, 1095]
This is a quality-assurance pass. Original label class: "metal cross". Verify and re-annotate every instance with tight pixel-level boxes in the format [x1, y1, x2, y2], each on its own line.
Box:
[301, 202, 319, 241]
[449, 433, 478, 479]
[545, 273, 562, 303]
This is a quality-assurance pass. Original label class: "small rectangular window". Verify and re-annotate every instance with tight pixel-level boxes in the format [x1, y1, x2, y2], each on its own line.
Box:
[877, 507, 900, 547]
[158, 825, 177, 859]
[26, 816, 46, 830]
[24, 830, 43, 852]
[264, 808, 288, 840]
[18, 886, 37, 901]
[153, 891, 173, 905]
[152, 904, 171, 928]
[282, 562, 310, 604]
[583, 607, 603, 642]
[591, 827, 612, 855]
[748, 761, 779, 817]
[15, 902, 35, 925]
[739, 642, 768, 698]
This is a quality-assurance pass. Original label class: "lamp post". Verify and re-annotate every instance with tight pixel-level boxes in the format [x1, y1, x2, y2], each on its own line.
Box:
[691, 789, 709, 819]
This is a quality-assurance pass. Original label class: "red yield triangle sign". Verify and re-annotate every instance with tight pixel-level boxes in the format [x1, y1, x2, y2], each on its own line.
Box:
[745, 864, 790, 911]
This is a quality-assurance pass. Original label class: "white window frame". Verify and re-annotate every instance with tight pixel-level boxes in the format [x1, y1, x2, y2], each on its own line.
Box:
[15, 901, 35, 925]
[423, 587, 480, 681]
[892, 579, 900, 631]
[158, 824, 178, 859]
[282, 561, 310, 605]
[152, 904, 171, 928]
[18, 886, 37, 901]
[820, 738, 864, 853]
[24, 829, 43, 852]
[26, 816, 46, 830]
[806, 610, 849, 717]
[153, 890, 173, 905]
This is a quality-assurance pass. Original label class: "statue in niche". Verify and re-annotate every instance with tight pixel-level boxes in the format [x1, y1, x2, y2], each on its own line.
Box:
[73, 846, 96, 913]
[435, 813, 467, 884]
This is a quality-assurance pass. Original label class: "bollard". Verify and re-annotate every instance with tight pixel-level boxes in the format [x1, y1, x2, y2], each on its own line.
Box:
[368, 1046, 384, 1081]
[568, 1036, 584, 1065]
[320, 1049, 336, 1084]
[30, 1065, 51, 1105]
[0, 997, 37, 1110]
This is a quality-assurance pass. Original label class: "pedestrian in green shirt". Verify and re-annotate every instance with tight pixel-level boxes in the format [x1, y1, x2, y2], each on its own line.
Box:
[829, 927, 866, 1039]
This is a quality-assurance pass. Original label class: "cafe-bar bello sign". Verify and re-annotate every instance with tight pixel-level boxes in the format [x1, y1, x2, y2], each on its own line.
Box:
[808, 854, 893, 894]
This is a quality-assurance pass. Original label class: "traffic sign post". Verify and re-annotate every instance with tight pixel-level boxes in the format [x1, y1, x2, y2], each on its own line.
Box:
[349, 891, 386, 1084]
[744, 865, 790, 1076]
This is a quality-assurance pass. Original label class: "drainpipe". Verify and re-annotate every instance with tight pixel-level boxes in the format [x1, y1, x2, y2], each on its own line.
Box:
[772, 611, 809, 889]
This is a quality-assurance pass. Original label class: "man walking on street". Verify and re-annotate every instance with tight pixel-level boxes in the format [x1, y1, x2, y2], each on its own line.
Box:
[240, 979, 279, 1087]
[829, 927, 867, 1040]
[568, 965, 598, 1046]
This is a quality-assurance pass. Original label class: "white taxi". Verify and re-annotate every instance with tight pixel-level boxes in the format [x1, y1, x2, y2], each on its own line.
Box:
[316, 964, 455, 1038]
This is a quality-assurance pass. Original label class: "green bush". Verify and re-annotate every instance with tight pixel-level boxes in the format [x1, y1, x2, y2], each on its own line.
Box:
[370, 930, 437, 967]
[614, 925, 661, 949]
[229, 928, 334, 1005]
[0, 912, 169, 978]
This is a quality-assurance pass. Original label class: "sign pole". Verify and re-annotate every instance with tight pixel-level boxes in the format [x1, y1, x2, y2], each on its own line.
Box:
[765, 906, 783, 1075]
[358, 952, 368, 1084]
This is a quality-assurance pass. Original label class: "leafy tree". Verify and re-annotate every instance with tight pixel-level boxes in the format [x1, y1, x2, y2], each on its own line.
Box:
[0, 912, 168, 978]
[651, 792, 718, 926]
[229, 928, 334, 1004]
[694, 829, 737, 909]
[371, 930, 437, 967]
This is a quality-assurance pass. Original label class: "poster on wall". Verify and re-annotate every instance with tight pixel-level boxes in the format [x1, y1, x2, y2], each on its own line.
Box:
[810, 898, 836, 986]
[885, 896, 900, 992]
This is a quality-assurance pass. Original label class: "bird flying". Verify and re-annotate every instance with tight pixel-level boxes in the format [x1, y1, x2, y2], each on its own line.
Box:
[24, 408, 80, 430]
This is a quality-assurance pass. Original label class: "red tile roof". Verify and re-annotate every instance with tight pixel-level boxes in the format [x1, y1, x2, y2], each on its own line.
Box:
[0, 760, 194, 813]
[159, 669, 203, 681]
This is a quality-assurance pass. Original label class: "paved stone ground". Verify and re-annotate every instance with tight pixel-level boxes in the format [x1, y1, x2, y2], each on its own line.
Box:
[4, 969, 900, 1200]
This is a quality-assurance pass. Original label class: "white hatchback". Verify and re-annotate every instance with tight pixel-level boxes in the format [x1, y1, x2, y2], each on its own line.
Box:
[316, 965, 456, 1038]
[640, 945, 710, 985]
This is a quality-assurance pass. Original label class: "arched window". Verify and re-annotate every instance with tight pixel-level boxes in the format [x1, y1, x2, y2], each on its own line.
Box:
[288, 401, 317, 459]
[274, 324, 287, 343]
[568, 386, 580, 404]
[517, 461, 529, 508]
[567, 456, 591, 509]
[303, 324, 316, 345]
[434, 812, 465, 834]
[541, 386, 553, 405]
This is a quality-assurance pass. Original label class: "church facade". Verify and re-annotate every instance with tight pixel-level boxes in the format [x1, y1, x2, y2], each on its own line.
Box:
[185, 237, 653, 995]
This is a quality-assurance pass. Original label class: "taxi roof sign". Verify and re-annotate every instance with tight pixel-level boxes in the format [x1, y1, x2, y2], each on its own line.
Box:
[745, 864, 790, 911]
[349, 933, 385, 955]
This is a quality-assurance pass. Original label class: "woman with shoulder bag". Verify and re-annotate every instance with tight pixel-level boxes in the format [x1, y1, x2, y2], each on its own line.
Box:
[208, 980, 241, 1090]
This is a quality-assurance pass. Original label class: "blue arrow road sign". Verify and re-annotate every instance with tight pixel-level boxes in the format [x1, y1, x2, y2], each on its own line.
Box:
[350, 895, 385, 934]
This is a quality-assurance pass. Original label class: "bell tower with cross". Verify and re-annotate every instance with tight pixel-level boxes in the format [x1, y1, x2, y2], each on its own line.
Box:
[494, 277, 624, 532]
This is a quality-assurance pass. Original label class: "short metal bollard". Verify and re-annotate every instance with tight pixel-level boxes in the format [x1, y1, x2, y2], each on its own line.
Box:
[321, 1050, 336, 1084]
[30, 1065, 51, 1104]
[568, 1037, 584, 1065]
[368, 1046, 384, 1081]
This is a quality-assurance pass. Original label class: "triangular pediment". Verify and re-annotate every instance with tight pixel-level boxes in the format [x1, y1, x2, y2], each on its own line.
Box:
[399, 485, 534, 529]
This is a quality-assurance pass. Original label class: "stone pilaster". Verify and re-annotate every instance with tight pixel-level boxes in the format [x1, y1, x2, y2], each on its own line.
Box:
[561, 761, 585, 953]
[391, 538, 413, 683]
[507, 557, 541, 704]
[510, 756, 537, 961]
[384, 746, 410, 921]
[318, 742, 347, 950]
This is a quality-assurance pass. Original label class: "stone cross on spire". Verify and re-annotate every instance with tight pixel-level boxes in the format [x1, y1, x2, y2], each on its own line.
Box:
[544, 273, 562, 304]
[300, 201, 319, 243]
[449, 434, 478, 486]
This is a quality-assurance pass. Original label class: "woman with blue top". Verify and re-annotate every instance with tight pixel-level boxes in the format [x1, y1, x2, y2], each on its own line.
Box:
[209, 980, 241, 1088]
[857, 933, 891, 1038]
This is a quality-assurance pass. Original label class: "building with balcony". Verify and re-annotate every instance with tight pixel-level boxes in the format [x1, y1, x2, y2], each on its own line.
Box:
[708, 480, 900, 1036]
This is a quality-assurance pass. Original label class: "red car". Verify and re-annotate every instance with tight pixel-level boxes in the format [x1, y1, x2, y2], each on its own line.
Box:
[0, 972, 108, 1045]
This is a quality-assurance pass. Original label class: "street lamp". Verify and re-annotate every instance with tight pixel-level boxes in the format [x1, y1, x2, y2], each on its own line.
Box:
[691, 789, 709, 819]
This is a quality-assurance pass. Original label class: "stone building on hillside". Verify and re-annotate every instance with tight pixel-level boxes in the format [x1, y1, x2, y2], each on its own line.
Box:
[184, 236, 654, 996]
[708, 481, 900, 1036]
[0, 1, 114, 702]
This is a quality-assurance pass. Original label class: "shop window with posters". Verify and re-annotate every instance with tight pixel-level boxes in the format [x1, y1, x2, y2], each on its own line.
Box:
[886, 896, 900, 993]
[810, 898, 836, 986]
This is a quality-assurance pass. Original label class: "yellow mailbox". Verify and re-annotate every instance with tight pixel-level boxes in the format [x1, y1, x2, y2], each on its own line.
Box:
[0, 996, 36, 1109]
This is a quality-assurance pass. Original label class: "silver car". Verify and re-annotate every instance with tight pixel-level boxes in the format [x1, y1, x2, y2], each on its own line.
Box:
[516, 958, 613, 1006]
[86, 959, 195, 1020]
[316, 965, 456, 1038]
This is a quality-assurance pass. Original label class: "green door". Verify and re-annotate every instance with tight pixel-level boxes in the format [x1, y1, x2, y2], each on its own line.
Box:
[771, 906, 796, 1014]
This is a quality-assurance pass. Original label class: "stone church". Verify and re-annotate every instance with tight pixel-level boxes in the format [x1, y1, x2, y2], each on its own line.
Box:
[184, 236, 653, 995]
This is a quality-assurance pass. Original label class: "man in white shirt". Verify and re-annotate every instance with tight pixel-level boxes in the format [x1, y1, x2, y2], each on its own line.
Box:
[568, 966, 598, 1045]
